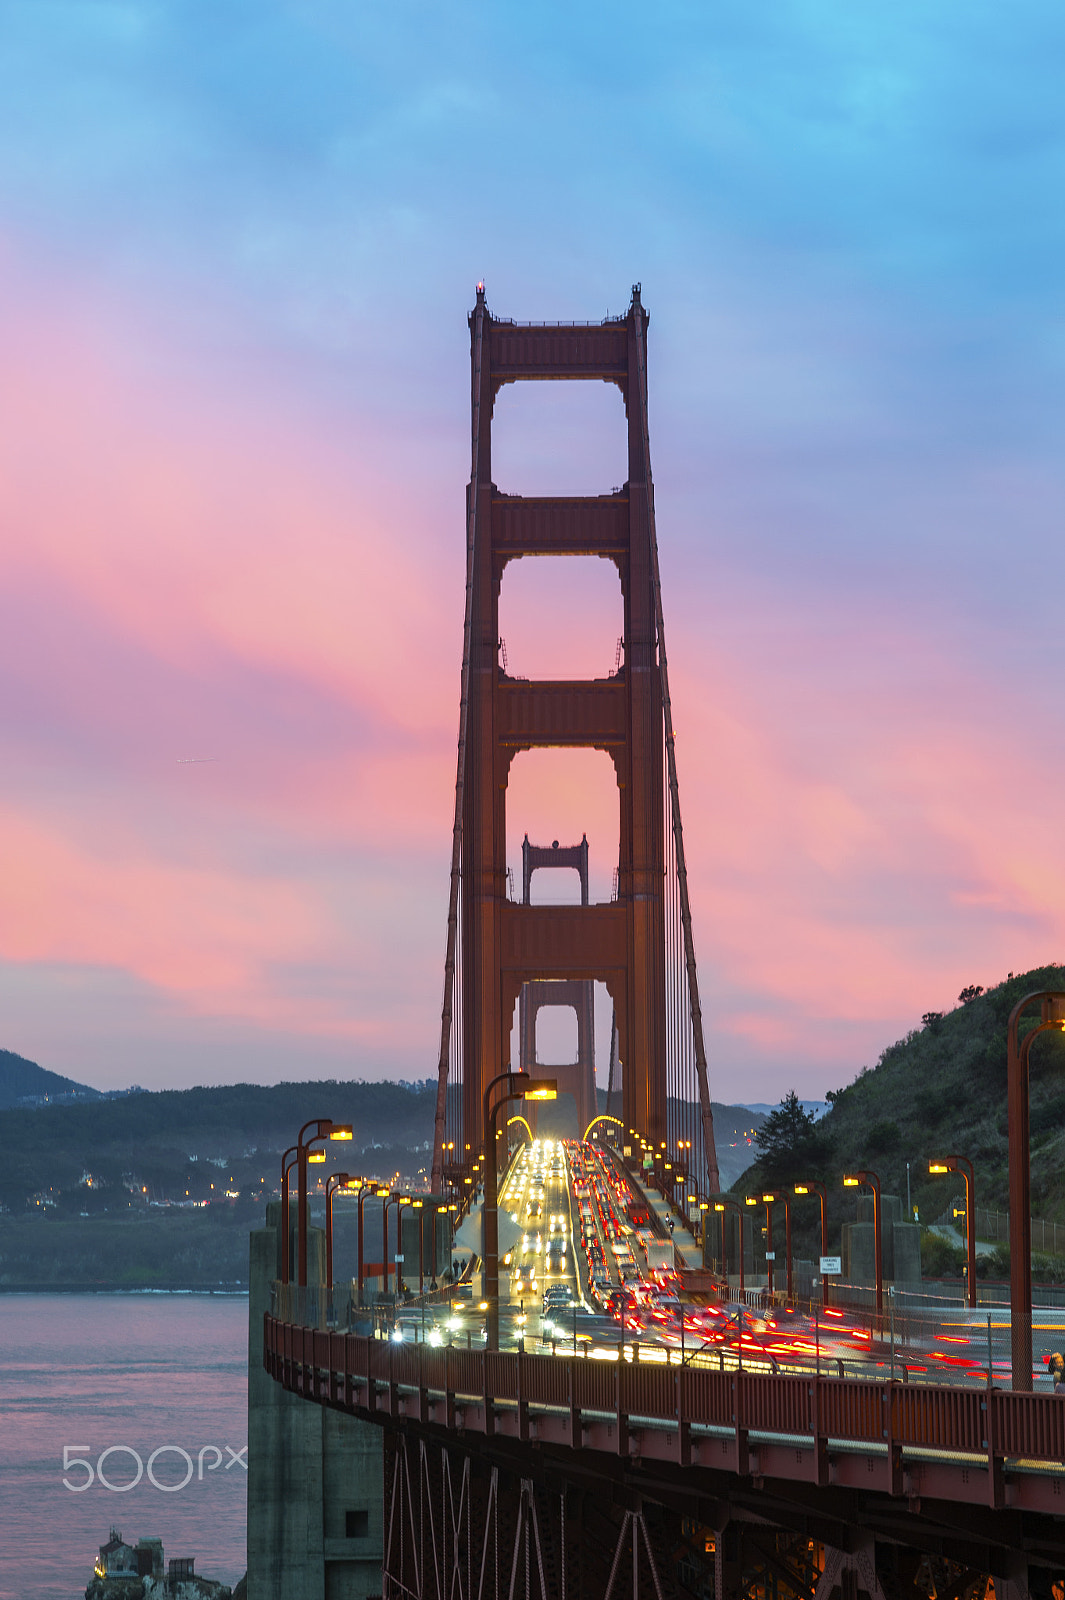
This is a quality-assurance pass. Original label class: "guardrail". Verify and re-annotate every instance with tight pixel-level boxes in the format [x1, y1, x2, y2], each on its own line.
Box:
[264, 1313, 1065, 1495]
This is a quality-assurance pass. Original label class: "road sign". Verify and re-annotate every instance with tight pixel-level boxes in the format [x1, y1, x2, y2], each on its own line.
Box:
[820, 1255, 842, 1275]
[394, 1254, 405, 1263]
[765, 1251, 776, 1261]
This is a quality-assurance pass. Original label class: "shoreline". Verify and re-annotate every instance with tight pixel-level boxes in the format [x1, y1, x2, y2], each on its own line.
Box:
[0, 1282, 249, 1295]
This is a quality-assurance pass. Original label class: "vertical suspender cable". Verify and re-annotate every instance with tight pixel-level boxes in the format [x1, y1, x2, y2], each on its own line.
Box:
[432, 298, 486, 1192]
[631, 293, 722, 1196]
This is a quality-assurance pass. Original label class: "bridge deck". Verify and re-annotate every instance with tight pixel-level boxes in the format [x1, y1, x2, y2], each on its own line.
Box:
[264, 1315, 1065, 1527]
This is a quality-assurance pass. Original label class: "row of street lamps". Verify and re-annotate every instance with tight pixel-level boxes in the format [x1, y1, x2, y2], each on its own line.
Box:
[278, 1120, 464, 1303]
[716, 1162, 976, 1319]
[276, 987, 1062, 1387]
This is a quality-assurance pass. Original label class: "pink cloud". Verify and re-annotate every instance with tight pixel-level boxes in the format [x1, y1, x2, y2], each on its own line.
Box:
[1, 246, 1063, 1098]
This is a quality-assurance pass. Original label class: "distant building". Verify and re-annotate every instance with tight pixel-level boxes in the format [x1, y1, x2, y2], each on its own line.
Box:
[88, 1529, 231, 1596]
[94, 1528, 138, 1579]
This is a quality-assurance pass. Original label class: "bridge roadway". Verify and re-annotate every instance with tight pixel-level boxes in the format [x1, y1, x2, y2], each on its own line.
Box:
[270, 1139, 1065, 1584]
[263, 1313, 1065, 1574]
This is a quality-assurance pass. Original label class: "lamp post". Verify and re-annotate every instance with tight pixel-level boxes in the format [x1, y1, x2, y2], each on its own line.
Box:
[411, 1198, 425, 1295]
[745, 1195, 774, 1294]
[843, 1170, 882, 1314]
[714, 1200, 744, 1291]
[384, 1194, 411, 1299]
[296, 1119, 353, 1288]
[357, 1183, 385, 1305]
[1007, 989, 1065, 1390]
[325, 1172, 347, 1296]
[794, 1181, 829, 1307]
[928, 1156, 977, 1310]
[760, 1191, 793, 1302]
[279, 1145, 298, 1286]
[483, 1070, 557, 1350]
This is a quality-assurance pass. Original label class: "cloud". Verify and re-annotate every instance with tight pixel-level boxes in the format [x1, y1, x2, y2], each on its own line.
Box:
[0, 4, 1062, 1102]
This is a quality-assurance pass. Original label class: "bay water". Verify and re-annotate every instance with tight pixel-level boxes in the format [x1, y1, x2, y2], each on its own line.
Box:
[0, 1294, 248, 1598]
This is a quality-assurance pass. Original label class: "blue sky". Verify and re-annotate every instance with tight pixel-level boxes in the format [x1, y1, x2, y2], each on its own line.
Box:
[0, 1, 1062, 1100]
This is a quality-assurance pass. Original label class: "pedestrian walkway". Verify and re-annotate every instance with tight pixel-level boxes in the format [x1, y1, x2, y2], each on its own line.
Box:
[628, 1171, 703, 1269]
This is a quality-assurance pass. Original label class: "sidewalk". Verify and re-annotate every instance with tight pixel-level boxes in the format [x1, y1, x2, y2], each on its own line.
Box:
[628, 1170, 703, 1270]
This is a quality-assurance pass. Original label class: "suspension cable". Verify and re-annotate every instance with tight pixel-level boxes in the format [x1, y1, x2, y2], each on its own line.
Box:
[431, 295, 486, 1192]
[630, 293, 721, 1195]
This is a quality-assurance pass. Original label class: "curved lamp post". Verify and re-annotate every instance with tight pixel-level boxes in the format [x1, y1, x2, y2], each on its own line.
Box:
[928, 1156, 977, 1310]
[844, 1170, 882, 1314]
[483, 1070, 557, 1350]
[1008, 989, 1065, 1389]
[296, 1119, 353, 1287]
[384, 1194, 411, 1299]
[357, 1185, 389, 1305]
[745, 1194, 781, 1295]
[325, 1174, 360, 1296]
[713, 1199, 744, 1291]
[759, 1191, 793, 1301]
[794, 1181, 830, 1307]
[279, 1145, 298, 1286]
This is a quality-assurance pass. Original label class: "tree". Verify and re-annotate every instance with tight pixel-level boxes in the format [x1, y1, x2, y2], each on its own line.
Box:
[958, 986, 984, 1005]
[921, 1012, 943, 1033]
[755, 1091, 830, 1184]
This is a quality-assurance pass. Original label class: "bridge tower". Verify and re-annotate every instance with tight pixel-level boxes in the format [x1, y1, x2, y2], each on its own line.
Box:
[433, 286, 720, 1195]
[518, 835, 597, 1137]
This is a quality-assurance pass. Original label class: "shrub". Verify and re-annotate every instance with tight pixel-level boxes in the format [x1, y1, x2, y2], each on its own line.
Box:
[866, 1119, 901, 1153]
[920, 1229, 965, 1277]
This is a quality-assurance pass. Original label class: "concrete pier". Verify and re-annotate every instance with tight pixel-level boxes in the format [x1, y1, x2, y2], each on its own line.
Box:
[247, 1202, 383, 1600]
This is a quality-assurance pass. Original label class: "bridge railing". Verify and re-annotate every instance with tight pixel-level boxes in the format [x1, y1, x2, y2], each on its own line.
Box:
[263, 1313, 1065, 1472]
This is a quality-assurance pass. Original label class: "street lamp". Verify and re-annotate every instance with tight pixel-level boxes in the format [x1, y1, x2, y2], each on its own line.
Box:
[296, 1120, 353, 1288]
[794, 1181, 830, 1307]
[760, 1191, 793, 1302]
[744, 1194, 778, 1295]
[325, 1174, 361, 1298]
[357, 1185, 389, 1305]
[714, 1200, 744, 1291]
[279, 1145, 298, 1286]
[383, 1194, 411, 1299]
[928, 1156, 977, 1309]
[843, 1170, 882, 1314]
[1007, 989, 1065, 1390]
[483, 1070, 557, 1350]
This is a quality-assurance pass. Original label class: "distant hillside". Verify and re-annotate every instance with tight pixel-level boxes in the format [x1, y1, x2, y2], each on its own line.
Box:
[0, 1048, 101, 1110]
[0, 1077, 438, 1213]
[733, 963, 1065, 1245]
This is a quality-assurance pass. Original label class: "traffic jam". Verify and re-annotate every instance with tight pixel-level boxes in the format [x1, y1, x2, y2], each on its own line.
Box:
[494, 1137, 988, 1380]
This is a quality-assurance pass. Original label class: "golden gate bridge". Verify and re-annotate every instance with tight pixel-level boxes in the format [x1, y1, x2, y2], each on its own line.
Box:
[261, 288, 1065, 1600]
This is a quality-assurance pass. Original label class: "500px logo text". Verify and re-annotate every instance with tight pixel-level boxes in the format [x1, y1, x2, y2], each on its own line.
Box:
[63, 1444, 248, 1492]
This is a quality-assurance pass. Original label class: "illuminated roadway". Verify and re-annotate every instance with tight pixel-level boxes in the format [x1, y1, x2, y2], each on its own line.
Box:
[383, 1138, 1065, 1392]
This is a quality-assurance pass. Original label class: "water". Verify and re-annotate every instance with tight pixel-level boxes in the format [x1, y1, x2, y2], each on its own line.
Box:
[0, 1294, 248, 1599]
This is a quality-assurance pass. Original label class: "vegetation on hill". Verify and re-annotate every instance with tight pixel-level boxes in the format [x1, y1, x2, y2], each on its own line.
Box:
[732, 964, 1065, 1269]
[0, 1047, 101, 1109]
[0, 1078, 439, 1215]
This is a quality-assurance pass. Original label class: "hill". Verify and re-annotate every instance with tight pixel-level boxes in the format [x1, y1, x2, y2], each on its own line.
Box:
[0, 1077, 439, 1214]
[0, 1048, 102, 1109]
[732, 964, 1065, 1261]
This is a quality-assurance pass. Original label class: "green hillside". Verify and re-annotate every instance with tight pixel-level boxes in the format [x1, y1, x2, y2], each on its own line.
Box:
[732, 964, 1065, 1264]
[0, 1047, 101, 1109]
[0, 1078, 438, 1213]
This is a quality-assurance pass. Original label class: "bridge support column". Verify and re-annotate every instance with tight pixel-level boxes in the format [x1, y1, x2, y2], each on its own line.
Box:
[814, 1536, 887, 1600]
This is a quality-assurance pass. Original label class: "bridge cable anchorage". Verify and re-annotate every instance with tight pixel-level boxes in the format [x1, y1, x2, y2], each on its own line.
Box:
[631, 299, 721, 1196]
[431, 294, 485, 1191]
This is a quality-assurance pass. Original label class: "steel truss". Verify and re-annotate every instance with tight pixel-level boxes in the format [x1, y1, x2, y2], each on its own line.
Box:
[377, 1429, 1052, 1600]
[381, 1430, 714, 1600]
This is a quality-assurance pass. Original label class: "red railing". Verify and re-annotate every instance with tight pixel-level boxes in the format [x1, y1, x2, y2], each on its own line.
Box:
[264, 1315, 1065, 1476]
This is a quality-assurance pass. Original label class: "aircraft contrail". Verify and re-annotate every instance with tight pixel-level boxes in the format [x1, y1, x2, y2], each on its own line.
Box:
[176, 757, 217, 764]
